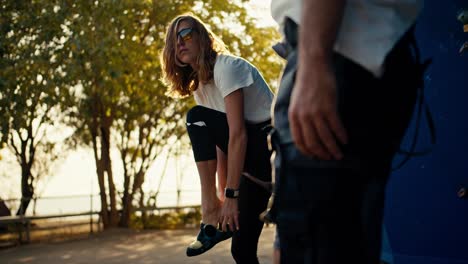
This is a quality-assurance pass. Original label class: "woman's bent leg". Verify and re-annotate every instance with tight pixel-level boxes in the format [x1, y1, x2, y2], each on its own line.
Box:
[196, 159, 221, 225]
[216, 147, 227, 202]
[186, 106, 230, 226]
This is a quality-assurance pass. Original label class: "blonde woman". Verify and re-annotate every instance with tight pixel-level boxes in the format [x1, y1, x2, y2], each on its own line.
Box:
[161, 14, 273, 263]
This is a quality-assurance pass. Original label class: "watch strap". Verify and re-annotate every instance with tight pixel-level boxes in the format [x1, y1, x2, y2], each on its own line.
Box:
[224, 188, 239, 198]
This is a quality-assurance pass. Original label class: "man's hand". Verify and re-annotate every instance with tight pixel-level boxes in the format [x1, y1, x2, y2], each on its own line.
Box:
[220, 198, 239, 232]
[289, 59, 348, 160]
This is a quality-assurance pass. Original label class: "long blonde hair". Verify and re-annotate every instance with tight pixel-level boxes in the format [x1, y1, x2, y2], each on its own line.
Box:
[161, 14, 228, 98]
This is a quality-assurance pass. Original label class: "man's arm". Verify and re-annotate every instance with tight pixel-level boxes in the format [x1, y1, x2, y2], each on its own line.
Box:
[289, 0, 348, 160]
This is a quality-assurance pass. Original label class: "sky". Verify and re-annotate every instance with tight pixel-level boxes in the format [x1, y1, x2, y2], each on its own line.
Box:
[0, 0, 277, 215]
[247, 0, 276, 27]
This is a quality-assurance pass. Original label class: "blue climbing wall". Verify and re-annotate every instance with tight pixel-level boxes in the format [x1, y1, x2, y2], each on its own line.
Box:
[383, 1, 468, 263]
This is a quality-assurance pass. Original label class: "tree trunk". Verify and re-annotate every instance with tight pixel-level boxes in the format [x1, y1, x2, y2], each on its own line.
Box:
[90, 112, 110, 228]
[119, 164, 131, 227]
[16, 137, 34, 216]
[100, 124, 119, 227]
[139, 188, 147, 228]
[16, 169, 33, 216]
[120, 170, 145, 227]
[96, 161, 109, 228]
[119, 191, 133, 227]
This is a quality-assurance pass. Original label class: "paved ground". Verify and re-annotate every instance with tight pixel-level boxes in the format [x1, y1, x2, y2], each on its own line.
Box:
[0, 225, 275, 264]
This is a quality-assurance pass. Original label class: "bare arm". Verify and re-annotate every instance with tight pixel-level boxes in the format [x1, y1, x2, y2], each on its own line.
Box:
[220, 89, 247, 231]
[289, 0, 348, 160]
[299, 0, 346, 61]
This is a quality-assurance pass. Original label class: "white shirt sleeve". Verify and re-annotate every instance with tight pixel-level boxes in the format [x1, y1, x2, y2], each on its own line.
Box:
[214, 55, 255, 98]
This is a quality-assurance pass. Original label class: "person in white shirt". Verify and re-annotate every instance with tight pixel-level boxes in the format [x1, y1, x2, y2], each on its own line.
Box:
[268, 0, 428, 263]
[161, 14, 274, 263]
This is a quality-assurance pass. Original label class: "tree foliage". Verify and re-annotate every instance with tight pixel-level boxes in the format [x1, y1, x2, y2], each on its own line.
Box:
[1, 0, 283, 226]
[0, 0, 72, 215]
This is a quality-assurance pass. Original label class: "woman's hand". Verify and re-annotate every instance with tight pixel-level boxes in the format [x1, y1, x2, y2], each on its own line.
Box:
[220, 198, 239, 232]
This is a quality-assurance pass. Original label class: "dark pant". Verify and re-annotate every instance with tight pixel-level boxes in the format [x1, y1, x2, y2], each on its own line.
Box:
[272, 19, 423, 264]
[186, 105, 272, 264]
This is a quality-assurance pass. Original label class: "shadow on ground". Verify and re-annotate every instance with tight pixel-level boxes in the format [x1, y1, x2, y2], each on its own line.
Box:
[0, 225, 275, 264]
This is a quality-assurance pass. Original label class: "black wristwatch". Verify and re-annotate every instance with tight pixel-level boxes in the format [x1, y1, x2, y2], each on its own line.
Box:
[224, 188, 239, 199]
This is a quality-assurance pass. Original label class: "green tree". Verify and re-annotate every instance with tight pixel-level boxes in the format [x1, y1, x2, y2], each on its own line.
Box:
[47, 0, 282, 228]
[60, 0, 192, 227]
[0, 0, 72, 215]
[62, 1, 128, 227]
[112, 9, 190, 225]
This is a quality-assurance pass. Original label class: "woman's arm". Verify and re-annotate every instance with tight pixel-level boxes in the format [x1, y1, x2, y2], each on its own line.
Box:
[221, 88, 247, 231]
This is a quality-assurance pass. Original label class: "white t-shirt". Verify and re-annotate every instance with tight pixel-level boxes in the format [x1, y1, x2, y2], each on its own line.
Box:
[193, 54, 273, 123]
[271, 0, 424, 77]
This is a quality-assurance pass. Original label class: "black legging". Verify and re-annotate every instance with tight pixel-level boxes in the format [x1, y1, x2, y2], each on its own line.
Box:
[186, 105, 272, 264]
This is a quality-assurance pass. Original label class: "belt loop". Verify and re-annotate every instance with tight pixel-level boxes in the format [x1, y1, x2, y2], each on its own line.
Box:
[272, 18, 299, 59]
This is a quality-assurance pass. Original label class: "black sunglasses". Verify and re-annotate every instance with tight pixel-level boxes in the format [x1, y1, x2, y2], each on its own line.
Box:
[177, 27, 195, 42]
